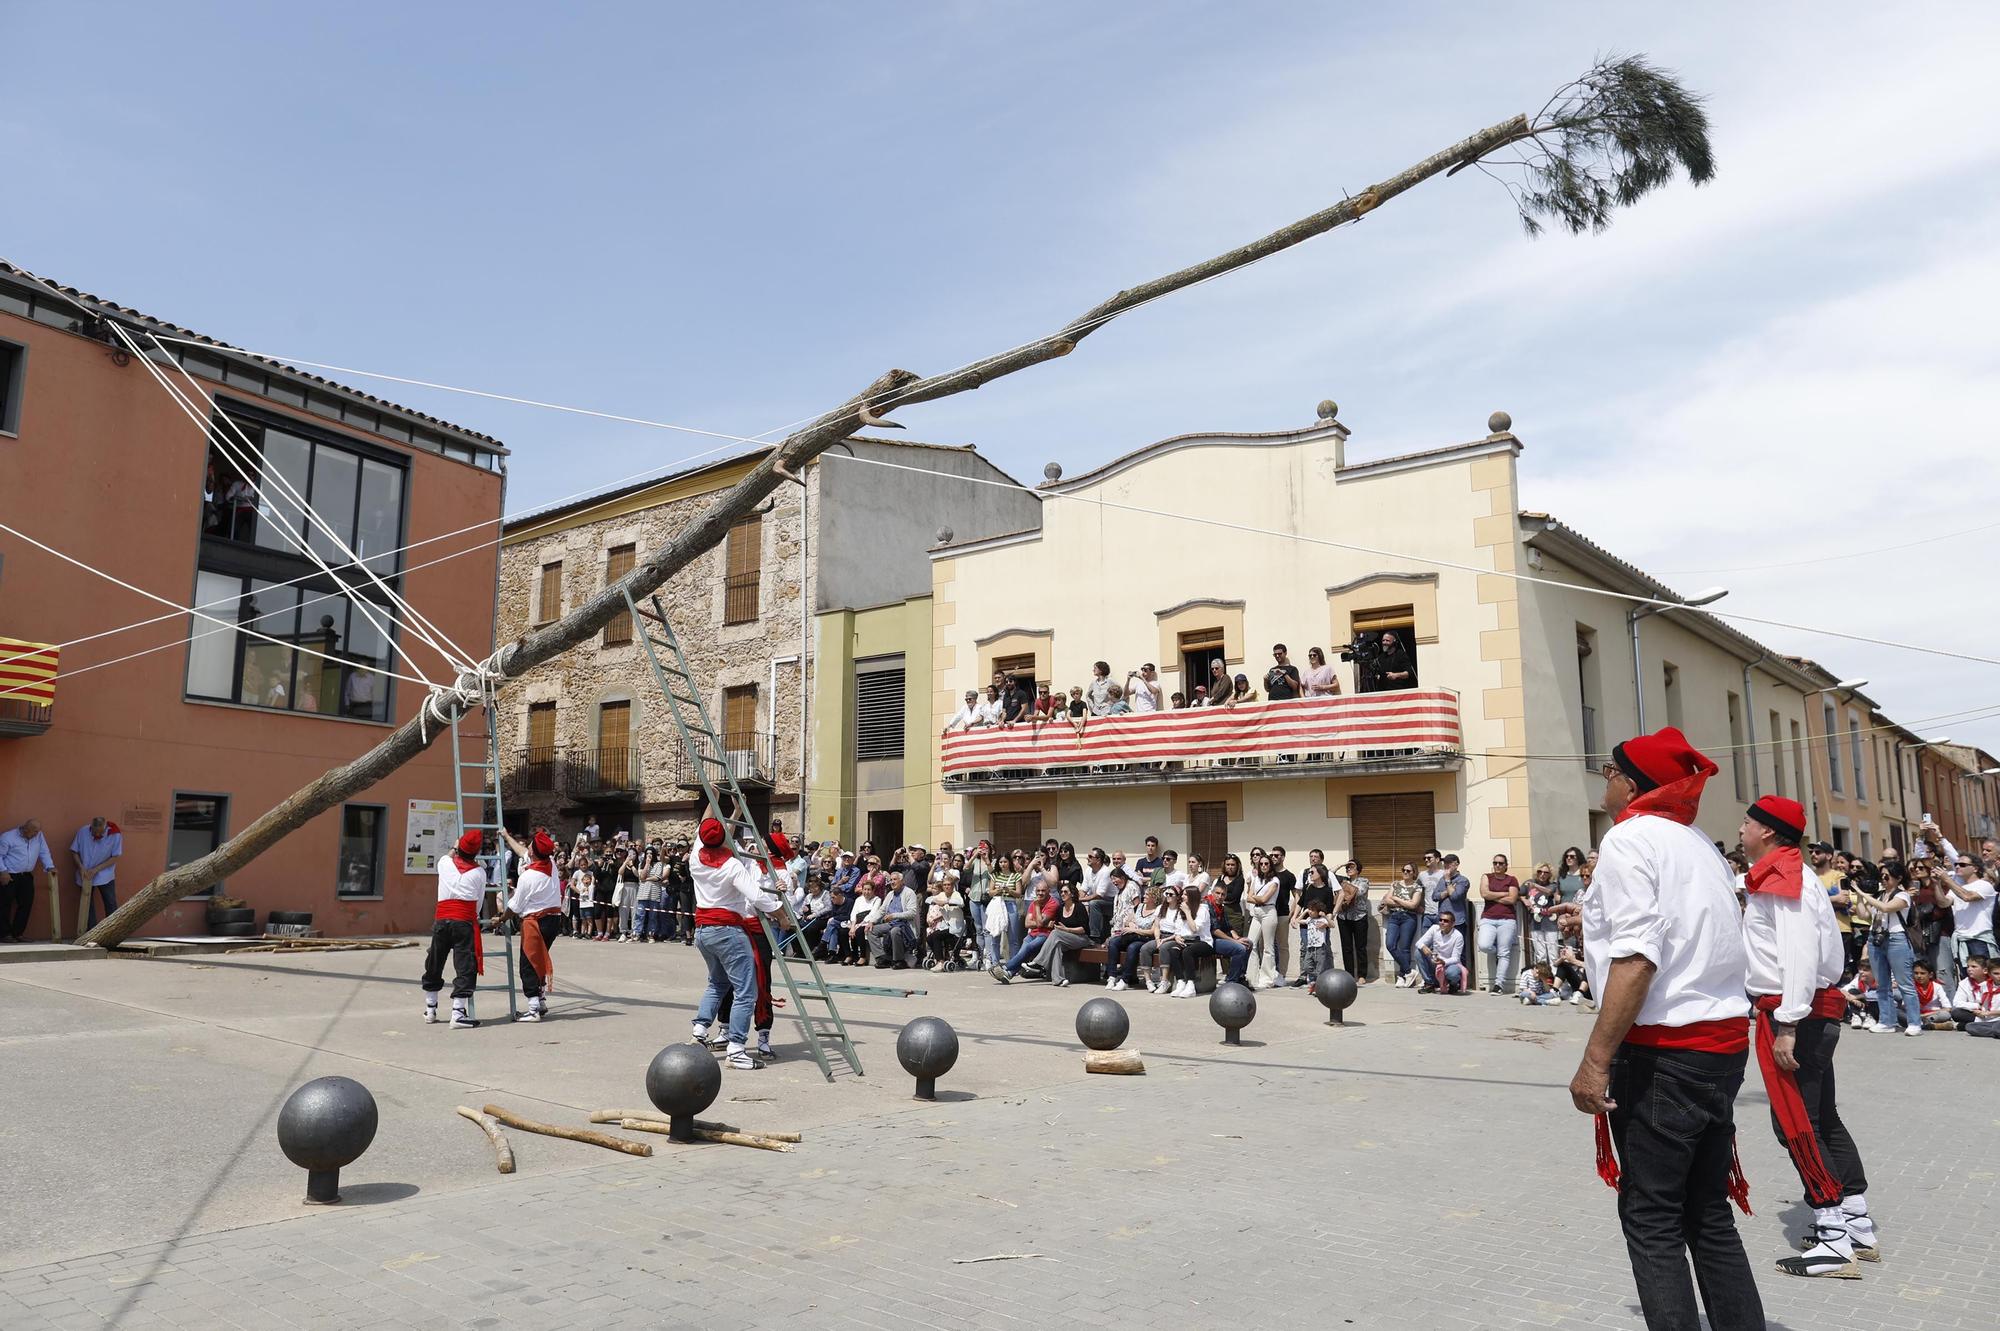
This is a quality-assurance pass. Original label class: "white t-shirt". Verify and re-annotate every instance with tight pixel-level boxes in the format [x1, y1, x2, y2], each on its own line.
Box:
[1948, 874, 1997, 937]
[1583, 813, 1750, 1029]
[1083, 864, 1114, 900]
[1415, 924, 1464, 966]
[1740, 859, 1844, 1023]
[1127, 674, 1161, 713]
[437, 856, 486, 905]
[507, 864, 561, 915]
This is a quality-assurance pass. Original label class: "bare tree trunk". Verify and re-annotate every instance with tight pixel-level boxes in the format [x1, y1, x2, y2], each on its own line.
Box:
[79, 108, 1549, 949]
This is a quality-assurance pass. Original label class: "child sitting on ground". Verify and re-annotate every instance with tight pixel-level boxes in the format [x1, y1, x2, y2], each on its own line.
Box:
[1516, 961, 1561, 1005]
[1913, 961, 1956, 1030]
[1949, 954, 2000, 1031]
[1841, 958, 1877, 1030]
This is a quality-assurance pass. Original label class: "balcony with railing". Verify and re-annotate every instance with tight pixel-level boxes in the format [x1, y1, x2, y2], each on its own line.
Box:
[0, 696, 54, 738]
[675, 731, 779, 791]
[941, 690, 1463, 793]
[559, 745, 645, 801]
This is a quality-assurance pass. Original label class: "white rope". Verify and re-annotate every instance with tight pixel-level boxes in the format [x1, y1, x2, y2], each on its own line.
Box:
[0, 517, 431, 686]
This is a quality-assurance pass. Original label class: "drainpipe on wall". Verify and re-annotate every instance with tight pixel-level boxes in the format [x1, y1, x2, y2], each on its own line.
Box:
[1742, 652, 1767, 798]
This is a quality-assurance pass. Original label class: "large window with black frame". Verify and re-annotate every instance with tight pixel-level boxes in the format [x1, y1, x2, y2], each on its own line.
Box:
[1347, 606, 1419, 694]
[190, 405, 407, 721]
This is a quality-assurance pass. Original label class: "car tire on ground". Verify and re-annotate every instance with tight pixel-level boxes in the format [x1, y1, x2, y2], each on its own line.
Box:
[210, 922, 261, 937]
[266, 911, 314, 925]
[206, 907, 255, 924]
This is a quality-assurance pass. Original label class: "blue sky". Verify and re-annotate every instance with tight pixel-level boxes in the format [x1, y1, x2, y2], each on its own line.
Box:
[7, 2, 1998, 749]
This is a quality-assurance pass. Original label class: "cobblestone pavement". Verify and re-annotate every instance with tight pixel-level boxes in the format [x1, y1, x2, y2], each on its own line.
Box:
[1, 943, 1993, 1330]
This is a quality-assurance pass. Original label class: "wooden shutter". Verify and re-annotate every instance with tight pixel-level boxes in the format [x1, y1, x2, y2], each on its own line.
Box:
[1350, 791, 1436, 883]
[989, 811, 1043, 860]
[536, 561, 562, 624]
[993, 652, 1038, 687]
[724, 514, 761, 624]
[723, 685, 758, 751]
[525, 701, 557, 792]
[1188, 801, 1228, 872]
[855, 659, 906, 761]
[597, 699, 630, 752]
[602, 545, 636, 644]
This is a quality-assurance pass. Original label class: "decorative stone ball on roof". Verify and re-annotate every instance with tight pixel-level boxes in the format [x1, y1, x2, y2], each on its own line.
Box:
[936, 527, 953, 546]
[1488, 411, 1513, 434]
[1316, 399, 1339, 420]
[1043, 462, 1063, 482]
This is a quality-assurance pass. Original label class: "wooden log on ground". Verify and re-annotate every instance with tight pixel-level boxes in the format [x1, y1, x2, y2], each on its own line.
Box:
[616, 1119, 793, 1152]
[480, 1104, 652, 1157]
[1084, 1049, 1146, 1075]
[588, 1109, 802, 1142]
[455, 1105, 515, 1174]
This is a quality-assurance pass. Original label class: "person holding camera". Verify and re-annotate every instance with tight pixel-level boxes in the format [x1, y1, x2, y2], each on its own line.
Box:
[1263, 644, 1301, 701]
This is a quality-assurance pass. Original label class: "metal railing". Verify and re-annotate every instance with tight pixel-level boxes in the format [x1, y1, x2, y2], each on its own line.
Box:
[559, 745, 645, 799]
[675, 731, 779, 789]
[0, 697, 53, 738]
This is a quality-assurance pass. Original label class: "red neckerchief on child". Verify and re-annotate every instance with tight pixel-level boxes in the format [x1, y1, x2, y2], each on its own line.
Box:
[1744, 845, 1803, 899]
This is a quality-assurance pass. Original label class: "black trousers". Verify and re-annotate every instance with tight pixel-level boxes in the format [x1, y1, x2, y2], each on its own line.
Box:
[1607, 1044, 1765, 1331]
[421, 920, 478, 1000]
[1769, 1014, 1866, 1206]
[1165, 937, 1214, 980]
[1338, 917, 1370, 979]
[518, 914, 563, 1000]
[1, 875, 32, 938]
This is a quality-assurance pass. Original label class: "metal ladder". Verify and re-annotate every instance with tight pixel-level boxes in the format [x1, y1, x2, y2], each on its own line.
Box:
[449, 695, 518, 1022]
[625, 589, 865, 1081]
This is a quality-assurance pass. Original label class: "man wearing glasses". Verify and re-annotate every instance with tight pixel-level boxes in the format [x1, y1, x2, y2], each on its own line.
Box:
[1562, 729, 1759, 1331]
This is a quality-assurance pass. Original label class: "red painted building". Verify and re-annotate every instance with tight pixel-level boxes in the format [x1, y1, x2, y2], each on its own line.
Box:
[0, 262, 505, 939]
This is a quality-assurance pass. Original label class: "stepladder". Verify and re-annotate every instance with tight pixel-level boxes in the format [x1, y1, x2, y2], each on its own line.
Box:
[449, 696, 518, 1023]
[625, 589, 866, 1081]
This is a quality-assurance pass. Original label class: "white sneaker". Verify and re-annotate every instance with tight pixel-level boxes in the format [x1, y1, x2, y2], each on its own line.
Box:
[1104, 976, 1117, 987]
[726, 1047, 757, 1071]
[1110, 978, 1126, 991]
[1866, 1022, 1895, 1034]
[423, 1005, 439, 1024]
[1849, 1014, 1866, 1030]
[516, 1007, 541, 1023]
[690, 1023, 710, 1045]
[1567, 993, 1581, 1005]
[1147, 977, 1162, 993]
[1903, 1025, 1922, 1037]
[1172, 980, 1189, 998]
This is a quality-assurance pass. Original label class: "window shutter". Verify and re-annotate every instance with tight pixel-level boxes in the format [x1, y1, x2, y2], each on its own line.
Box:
[1350, 792, 1437, 883]
[990, 812, 1043, 860]
[1188, 801, 1228, 872]
[602, 546, 636, 645]
[722, 685, 758, 751]
[537, 561, 562, 624]
[856, 665, 906, 761]
[724, 514, 761, 624]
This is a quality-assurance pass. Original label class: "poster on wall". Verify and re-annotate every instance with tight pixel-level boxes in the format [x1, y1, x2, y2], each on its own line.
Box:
[405, 799, 461, 874]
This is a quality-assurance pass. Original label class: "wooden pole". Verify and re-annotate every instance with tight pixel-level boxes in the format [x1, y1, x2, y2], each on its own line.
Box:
[617, 1118, 792, 1152]
[1084, 1049, 1146, 1075]
[589, 1109, 802, 1142]
[455, 1105, 515, 1174]
[480, 1104, 652, 1157]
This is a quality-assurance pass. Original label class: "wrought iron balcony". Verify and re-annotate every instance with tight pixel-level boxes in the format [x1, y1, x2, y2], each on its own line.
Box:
[940, 690, 1463, 793]
[674, 732, 779, 791]
[0, 697, 53, 738]
[559, 745, 645, 801]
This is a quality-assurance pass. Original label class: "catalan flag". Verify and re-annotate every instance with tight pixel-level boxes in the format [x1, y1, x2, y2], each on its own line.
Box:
[0, 637, 59, 704]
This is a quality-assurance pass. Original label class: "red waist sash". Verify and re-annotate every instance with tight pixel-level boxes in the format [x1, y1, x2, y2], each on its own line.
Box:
[695, 907, 757, 929]
[1622, 1017, 1749, 1053]
[1751, 988, 1847, 1022]
[435, 897, 484, 975]
[1750, 989, 1847, 1206]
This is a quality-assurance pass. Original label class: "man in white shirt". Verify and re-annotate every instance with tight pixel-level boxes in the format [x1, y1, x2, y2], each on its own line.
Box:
[1415, 909, 1466, 993]
[688, 817, 788, 1069]
[0, 818, 55, 943]
[1564, 727, 1761, 1331]
[1738, 796, 1875, 1279]
[502, 828, 565, 1022]
[1124, 663, 1162, 714]
[941, 690, 984, 736]
[1932, 834, 1996, 981]
[422, 830, 488, 1029]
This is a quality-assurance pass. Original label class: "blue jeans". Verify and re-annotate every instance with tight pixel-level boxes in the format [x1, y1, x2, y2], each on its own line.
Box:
[1212, 936, 1249, 984]
[1422, 955, 1464, 993]
[1384, 911, 1419, 977]
[1005, 933, 1047, 974]
[1001, 898, 1024, 955]
[1869, 931, 1919, 1030]
[695, 925, 759, 1046]
[85, 881, 117, 928]
[1477, 916, 1519, 991]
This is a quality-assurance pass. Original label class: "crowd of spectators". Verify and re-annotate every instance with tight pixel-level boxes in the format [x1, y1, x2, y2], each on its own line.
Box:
[940, 639, 1421, 740]
[504, 808, 1999, 1043]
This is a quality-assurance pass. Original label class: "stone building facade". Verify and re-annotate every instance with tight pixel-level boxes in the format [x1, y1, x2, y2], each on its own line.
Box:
[496, 439, 1039, 847]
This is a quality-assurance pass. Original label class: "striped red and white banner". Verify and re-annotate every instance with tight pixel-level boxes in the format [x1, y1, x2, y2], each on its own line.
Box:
[940, 690, 1460, 777]
[0, 637, 59, 705]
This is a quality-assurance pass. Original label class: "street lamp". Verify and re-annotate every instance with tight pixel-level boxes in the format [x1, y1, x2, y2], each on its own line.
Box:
[1629, 587, 1727, 731]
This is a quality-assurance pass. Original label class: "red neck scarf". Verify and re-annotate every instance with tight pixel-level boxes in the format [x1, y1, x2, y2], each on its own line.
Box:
[1745, 845, 1803, 899]
[1613, 764, 1715, 827]
[1916, 977, 1936, 1007]
[450, 852, 479, 873]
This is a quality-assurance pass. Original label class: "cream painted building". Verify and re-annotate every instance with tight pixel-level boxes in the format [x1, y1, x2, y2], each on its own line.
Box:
[928, 408, 1817, 884]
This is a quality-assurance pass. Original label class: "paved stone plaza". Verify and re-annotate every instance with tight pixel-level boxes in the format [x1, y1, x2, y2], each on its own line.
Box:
[1, 942, 1993, 1330]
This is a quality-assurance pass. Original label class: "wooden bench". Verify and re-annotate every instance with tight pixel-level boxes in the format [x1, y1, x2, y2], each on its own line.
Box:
[1075, 945, 1216, 993]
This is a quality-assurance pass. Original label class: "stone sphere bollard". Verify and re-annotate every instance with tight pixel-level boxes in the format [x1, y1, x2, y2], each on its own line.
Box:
[646, 1043, 723, 1143]
[896, 1016, 960, 1101]
[1074, 997, 1130, 1051]
[276, 1075, 379, 1204]
[1313, 969, 1359, 1025]
[1207, 981, 1257, 1045]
